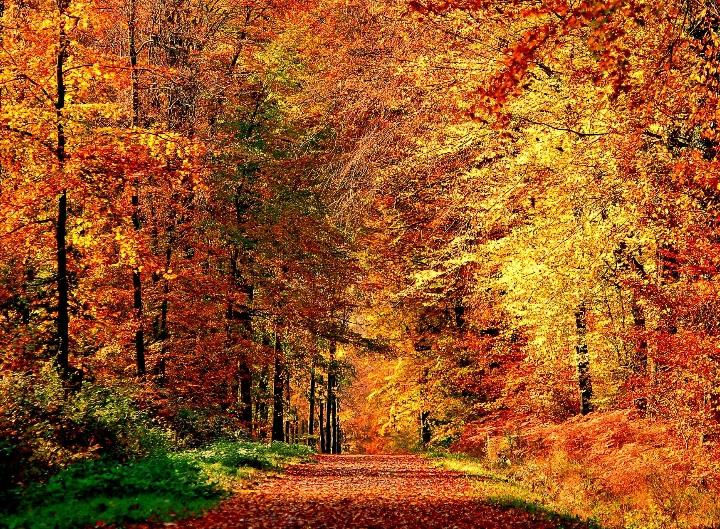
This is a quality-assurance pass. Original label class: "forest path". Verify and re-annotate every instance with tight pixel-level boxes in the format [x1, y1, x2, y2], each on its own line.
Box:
[178, 454, 580, 528]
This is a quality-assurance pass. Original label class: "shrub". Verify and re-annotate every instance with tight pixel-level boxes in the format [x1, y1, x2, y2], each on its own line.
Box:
[0, 440, 25, 507]
[172, 407, 249, 448]
[0, 366, 173, 493]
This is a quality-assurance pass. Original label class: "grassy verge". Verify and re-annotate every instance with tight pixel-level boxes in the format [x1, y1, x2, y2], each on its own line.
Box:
[174, 441, 315, 492]
[428, 451, 602, 529]
[1, 442, 314, 529]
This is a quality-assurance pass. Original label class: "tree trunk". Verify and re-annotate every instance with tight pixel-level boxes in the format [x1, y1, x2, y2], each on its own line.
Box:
[575, 301, 593, 415]
[238, 360, 252, 423]
[256, 366, 269, 437]
[308, 365, 316, 445]
[128, 0, 139, 128]
[272, 335, 284, 442]
[319, 401, 326, 453]
[155, 244, 172, 385]
[132, 188, 144, 378]
[228, 253, 253, 424]
[133, 263, 145, 377]
[285, 370, 292, 442]
[420, 411, 432, 446]
[128, 0, 145, 378]
[631, 301, 648, 376]
[55, 3, 69, 381]
[325, 339, 337, 452]
[237, 286, 253, 424]
[332, 397, 340, 454]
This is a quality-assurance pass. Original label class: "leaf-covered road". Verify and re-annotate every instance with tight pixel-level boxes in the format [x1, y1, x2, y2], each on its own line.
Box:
[178, 455, 585, 528]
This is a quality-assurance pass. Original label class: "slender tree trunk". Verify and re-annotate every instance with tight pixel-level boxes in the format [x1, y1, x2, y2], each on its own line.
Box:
[132, 189, 144, 378]
[157, 244, 171, 383]
[228, 253, 253, 423]
[225, 298, 238, 410]
[56, 190, 69, 379]
[272, 335, 284, 442]
[128, 0, 139, 127]
[238, 360, 252, 423]
[575, 301, 593, 415]
[631, 303, 650, 416]
[631, 301, 648, 376]
[325, 339, 336, 453]
[326, 374, 333, 453]
[308, 365, 316, 445]
[128, 0, 145, 378]
[55, 3, 69, 381]
[420, 411, 432, 446]
[332, 397, 339, 454]
[237, 284, 253, 423]
[285, 372, 292, 442]
[257, 366, 268, 437]
[133, 261, 145, 376]
[319, 401, 325, 453]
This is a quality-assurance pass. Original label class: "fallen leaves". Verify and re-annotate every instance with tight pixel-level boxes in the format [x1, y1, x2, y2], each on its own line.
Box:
[176, 455, 589, 529]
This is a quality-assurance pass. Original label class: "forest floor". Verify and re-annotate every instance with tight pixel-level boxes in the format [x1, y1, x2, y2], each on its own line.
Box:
[174, 454, 592, 529]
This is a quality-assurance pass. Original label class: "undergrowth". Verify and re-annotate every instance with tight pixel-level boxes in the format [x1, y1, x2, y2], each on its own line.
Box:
[175, 441, 315, 490]
[444, 411, 720, 528]
[429, 451, 603, 529]
[0, 441, 314, 529]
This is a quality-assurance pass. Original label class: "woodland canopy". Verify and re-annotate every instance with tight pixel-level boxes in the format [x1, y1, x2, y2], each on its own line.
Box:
[3, 0, 720, 527]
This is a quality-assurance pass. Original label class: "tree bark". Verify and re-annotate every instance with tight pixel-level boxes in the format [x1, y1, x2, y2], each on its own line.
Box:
[128, 0, 139, 128]
[238, 359, 252, 423]
[272, 335, 284, 442]
[308, 365, 316, 445]
[631, 301, 648, 376]
[133, 262, 145, 377]
[332, 397, 340, 454]
[575, 301, 593, 415]
[420, 411, 432, 446]
[326, 359, 334, 453]
[256, 366, 269, 437]
[228, 253, 253, 424]
[131, 185, 144, 378]
[55, 2, 69, 381]
[319, 400, 326, 453]
[128, 0, 145, 378]
[156, 244, 172, 385]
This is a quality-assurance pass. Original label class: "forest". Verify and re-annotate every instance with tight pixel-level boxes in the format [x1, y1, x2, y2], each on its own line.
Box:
[2, 0, 720, 527]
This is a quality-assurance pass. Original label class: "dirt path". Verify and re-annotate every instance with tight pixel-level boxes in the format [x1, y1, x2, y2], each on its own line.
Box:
[177, 455, 585, 529]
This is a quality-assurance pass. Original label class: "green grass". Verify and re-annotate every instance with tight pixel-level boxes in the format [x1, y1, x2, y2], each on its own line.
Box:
[1, 441, 314, 529]
[426, 450, 507, 480]
[428, 452, 602, 529]
[487, 495, 603, 528]
[176, 441, 316, 490]
[0, 456, 222, 529]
